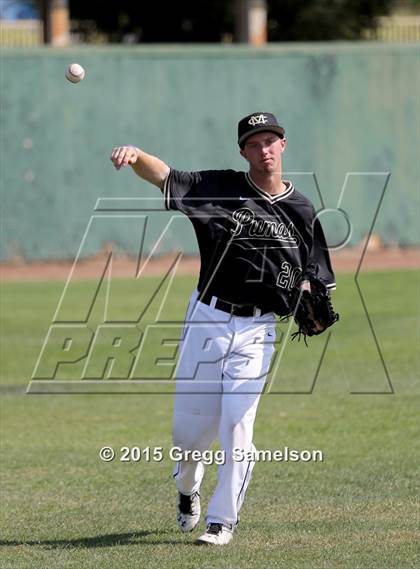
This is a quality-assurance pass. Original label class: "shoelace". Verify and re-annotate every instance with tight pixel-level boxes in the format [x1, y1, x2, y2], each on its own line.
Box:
[179, 492, 199, 515]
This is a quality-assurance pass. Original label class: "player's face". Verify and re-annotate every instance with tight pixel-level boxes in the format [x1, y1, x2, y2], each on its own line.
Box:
[240, 132, 286, 174]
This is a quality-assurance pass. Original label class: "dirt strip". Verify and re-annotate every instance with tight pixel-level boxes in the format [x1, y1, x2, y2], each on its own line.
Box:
[0, 247, 418, 282]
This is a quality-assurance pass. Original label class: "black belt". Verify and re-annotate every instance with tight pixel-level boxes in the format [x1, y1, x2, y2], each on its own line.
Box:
[198, 291, 271, 317]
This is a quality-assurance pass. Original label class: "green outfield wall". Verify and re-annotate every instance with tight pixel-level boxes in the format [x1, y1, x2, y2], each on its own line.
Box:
[1, 43, 419, 261]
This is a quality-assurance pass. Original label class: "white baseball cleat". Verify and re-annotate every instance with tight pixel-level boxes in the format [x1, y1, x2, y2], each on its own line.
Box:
[177, 491, 200, 532]
[195, 522, 234, 545]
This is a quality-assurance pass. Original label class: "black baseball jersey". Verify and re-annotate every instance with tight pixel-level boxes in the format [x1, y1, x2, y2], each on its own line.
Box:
[163, 169, 335, 316]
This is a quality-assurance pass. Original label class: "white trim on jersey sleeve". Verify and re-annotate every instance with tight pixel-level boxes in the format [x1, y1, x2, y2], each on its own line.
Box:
[326, 283, 337, 290]
[163, 169, 172, 210]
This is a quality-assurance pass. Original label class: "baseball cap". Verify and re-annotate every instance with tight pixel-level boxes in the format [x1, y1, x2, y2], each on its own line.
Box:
[238, 112, 285, 148]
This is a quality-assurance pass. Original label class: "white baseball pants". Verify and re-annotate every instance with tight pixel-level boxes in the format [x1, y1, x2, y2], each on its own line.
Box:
[172, 289, 276, 527]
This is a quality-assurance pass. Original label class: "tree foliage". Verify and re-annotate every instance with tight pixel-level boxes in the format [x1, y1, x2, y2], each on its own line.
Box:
[67, 0, 234, 43]
[36, 0, 400, 42]
[267, 0, 395, 41]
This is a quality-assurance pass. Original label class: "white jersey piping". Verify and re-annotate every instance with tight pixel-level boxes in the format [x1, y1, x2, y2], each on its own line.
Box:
[245, 172, 295, 203]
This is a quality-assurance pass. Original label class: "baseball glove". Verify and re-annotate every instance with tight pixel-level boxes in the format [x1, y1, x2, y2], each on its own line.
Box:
[288, 276, 339, 345]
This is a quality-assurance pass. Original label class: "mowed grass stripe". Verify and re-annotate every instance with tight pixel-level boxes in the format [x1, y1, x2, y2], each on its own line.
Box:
[0, 270, 418, 568]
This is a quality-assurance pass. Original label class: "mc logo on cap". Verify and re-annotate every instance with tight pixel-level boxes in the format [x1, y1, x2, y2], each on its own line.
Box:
[238, 112, 285, 148]
[248, 114, 268, 126]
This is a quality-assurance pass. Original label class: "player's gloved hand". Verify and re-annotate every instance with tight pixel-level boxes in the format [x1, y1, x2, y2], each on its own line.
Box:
[288, 276, 339, 345]
[110, 146, 140, 170]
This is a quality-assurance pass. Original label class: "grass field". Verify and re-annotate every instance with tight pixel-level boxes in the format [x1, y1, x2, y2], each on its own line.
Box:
[0, 270, 419, 568]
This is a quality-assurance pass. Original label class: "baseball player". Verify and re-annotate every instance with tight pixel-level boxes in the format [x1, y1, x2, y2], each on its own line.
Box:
[110, 112, 336, 546]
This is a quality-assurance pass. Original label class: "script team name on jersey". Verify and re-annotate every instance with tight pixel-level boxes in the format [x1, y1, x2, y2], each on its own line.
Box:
[230, 207, 300, 247]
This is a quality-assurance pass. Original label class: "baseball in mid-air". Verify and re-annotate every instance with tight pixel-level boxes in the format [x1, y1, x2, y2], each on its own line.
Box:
[65, 63, 85, 84]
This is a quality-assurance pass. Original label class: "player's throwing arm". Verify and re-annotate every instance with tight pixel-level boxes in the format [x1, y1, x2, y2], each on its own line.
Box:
[110, 145, 170, 189]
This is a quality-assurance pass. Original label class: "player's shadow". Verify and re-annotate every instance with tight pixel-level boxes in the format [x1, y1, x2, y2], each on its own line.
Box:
[0, 530, 189, 548]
